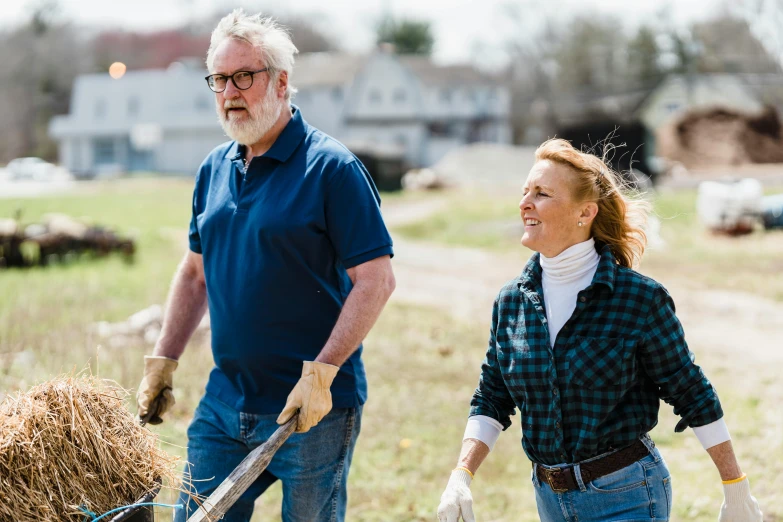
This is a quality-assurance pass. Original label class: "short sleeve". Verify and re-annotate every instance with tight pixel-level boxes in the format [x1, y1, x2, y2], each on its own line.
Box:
[325, 160, 394, 268]
[188, 171, 203, 254]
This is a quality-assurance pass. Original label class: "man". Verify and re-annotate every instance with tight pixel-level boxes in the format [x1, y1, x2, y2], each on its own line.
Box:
[135, 9, 395, 522]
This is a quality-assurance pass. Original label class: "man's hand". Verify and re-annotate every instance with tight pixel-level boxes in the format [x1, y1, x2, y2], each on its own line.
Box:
[277, 361, 339, 433]
[136, 355, 178, 425]
[437, 469, 475, 522]
[719, 475, 763, 522]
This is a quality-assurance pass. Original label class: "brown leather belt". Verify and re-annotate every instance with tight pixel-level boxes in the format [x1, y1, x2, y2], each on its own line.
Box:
[534, 439, 651, 493]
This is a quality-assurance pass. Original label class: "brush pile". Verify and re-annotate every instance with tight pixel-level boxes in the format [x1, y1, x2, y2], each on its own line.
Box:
[0, 375, 180, 521]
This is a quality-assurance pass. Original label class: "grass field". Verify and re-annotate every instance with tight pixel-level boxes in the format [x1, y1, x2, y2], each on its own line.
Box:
[0, 179, 781, 521]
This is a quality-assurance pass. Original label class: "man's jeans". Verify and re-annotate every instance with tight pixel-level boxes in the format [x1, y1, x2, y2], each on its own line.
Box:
[174, 392, 362, 522]
[532, 439, 673, 522]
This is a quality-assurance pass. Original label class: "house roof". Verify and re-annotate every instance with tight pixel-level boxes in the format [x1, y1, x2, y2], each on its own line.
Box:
[292, 53, 367, 87]
[292, 52, 498, 89]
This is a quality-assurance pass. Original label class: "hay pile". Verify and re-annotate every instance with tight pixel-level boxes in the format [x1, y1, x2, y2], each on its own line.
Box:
[0, 375, 180, 521]
[657, 106, 783, 169]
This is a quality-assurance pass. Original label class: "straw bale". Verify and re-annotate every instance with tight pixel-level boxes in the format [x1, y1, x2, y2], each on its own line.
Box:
[0, 375, 181, 521]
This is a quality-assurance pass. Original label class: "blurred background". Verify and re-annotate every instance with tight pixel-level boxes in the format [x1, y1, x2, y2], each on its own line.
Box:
[1, 1, 782, 521]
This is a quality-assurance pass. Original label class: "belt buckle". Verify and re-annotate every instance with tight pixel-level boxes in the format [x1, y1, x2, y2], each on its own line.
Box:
[543, 466, 569, 493]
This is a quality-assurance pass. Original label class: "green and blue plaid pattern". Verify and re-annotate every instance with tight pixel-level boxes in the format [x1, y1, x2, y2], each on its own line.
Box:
[470, 246, 723, 466]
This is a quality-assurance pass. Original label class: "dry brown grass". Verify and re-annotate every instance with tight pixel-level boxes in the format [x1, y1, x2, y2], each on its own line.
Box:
[0, 374, 181, 521]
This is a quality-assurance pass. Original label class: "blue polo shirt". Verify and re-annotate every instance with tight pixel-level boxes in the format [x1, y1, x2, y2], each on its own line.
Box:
[188, 106, 394, 414]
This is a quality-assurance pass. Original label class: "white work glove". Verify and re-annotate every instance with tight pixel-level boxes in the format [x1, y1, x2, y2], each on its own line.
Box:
[437, 468, 475, 522]
[719, 475, 763, 522]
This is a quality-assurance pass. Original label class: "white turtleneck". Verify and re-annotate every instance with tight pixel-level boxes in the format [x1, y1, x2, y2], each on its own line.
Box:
[463, 237, 730, 455]
[540, 239, 600, 348]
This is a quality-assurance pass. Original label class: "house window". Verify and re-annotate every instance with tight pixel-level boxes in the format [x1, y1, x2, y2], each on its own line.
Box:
[128, 97, 139, 117]
[332, 87, 343, 102]
[440, 89, 452, 103]
[665, 102, 681, 114]
[95, 99, 106, 119]
[393, 89, 406, 103]
[195, 96, 210, 111]
[369, 89, 382, 104]
[428, 122, 456, 138]
[93, 138, 115, 164]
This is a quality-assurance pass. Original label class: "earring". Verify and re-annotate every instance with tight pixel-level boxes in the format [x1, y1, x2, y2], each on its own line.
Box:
[578, 221, 583, 227]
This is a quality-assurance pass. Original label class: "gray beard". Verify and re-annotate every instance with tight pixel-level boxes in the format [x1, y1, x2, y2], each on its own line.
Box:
[217, 85, 284, 146]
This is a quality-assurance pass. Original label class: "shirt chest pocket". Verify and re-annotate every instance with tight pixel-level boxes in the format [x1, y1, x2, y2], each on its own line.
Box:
[567, 337, 638, 390]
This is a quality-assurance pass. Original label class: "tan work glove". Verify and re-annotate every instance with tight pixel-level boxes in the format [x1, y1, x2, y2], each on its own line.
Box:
[719, 475, 763, 522]
[136, 355, 178, 425]
[437, 469, 475, 522]
[276, 361, 339, 433]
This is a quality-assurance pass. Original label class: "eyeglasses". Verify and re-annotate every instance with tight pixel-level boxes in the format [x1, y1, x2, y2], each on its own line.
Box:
[205, 68, 270, 93]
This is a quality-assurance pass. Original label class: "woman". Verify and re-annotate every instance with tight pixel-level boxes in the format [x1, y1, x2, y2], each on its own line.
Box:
[437, 139, 763, 522]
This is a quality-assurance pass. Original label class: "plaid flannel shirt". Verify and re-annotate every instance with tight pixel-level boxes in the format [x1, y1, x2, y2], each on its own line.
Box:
[469, 246, 723, 466]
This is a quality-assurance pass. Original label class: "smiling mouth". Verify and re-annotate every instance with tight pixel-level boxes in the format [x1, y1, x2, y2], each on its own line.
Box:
[524, 218, 541, 226]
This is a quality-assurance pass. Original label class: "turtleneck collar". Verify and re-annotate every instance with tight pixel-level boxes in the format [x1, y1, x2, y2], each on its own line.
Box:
[540, 238, 600, 283]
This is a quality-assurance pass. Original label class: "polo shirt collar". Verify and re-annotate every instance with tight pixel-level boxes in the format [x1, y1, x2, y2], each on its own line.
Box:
[223, 104, 308, 163]
[517, 242, 617, 293]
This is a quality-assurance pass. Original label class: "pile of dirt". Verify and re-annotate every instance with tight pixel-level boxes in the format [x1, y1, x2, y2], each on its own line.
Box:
[658, 106, 783, 169]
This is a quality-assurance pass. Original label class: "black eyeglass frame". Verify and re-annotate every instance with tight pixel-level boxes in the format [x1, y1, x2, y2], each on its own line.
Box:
[205, 68, 270, 93]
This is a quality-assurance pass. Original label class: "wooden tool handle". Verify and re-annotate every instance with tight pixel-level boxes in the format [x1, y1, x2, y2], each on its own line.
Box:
[186, 414, 298, 522]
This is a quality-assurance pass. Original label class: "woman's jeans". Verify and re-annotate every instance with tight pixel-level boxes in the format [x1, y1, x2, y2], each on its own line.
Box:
[174, 392, 362, 522]
[532, 439, 673, 522]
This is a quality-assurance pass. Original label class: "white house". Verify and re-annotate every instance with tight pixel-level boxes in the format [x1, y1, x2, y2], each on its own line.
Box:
[294, 50, 512, 167]
[49, 60, 224, 177]
[49, 50, 512, 176]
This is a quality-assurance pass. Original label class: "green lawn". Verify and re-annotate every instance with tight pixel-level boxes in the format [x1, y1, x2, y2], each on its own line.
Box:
[0, 179, 780, 521]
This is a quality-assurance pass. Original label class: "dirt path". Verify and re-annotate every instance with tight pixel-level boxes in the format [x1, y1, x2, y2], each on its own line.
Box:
[384, 198, 783, 363]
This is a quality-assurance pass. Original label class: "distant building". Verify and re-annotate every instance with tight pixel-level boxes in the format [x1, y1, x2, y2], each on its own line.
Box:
[530, 73, 783, 177]
[49, 50, 512, 177]
[49, 59, 222, 177]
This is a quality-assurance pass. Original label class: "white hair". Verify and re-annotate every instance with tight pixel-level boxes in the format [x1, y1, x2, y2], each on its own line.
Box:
[206, 8, 299, 101]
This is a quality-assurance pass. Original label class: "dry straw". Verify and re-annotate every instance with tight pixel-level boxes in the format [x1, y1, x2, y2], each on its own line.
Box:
[0, 374, 181, 521]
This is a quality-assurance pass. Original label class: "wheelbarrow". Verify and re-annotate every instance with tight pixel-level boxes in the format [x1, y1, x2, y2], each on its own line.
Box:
[110, 414, 298, 522]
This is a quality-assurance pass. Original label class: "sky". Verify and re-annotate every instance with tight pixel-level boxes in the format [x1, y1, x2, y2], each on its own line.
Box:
[1, 0, 778, 67]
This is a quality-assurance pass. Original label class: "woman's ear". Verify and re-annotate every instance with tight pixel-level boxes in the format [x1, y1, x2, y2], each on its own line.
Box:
[580, 201, 599, 225]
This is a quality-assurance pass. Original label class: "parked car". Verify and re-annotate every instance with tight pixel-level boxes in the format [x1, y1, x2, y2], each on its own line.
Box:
[5, 157, 73, 182]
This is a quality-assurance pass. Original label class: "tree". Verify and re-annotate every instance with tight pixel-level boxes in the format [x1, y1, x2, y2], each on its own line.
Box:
[0, 2, 90, 163]
[376, 17, 434, 55]
[690, 14, 781, 73]
[627, 26, 663, 85]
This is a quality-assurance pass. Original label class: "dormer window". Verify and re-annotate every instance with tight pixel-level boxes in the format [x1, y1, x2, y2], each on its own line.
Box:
[369, 89, 382, 104]
[195, 96, 210, 111]
[393, 89, 406, 103]
[95, 99, 106, 119]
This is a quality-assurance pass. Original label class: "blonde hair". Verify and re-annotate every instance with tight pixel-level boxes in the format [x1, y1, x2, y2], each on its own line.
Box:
[207, 9, 299, 102]
[534, 138, 651, 269]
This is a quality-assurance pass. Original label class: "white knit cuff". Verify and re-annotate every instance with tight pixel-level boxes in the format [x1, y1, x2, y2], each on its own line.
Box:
[723, 475, 750, 502]
[463, 415, 503, 451]
[693, 417, 731, 450]
[450, 468, 473, 487]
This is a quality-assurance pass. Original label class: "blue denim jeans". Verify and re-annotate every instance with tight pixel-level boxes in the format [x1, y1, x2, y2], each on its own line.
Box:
[532, 438, 673, 522]
[174, 392, 362, 522]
